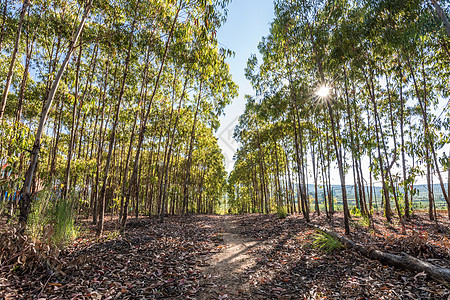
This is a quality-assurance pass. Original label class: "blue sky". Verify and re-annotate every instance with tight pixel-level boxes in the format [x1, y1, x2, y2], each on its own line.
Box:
[213, 1, 449, 187]
[216, 0, 275, 172]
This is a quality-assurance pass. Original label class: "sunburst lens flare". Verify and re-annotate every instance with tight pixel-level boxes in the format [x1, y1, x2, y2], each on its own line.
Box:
[316, 86, 330, 98]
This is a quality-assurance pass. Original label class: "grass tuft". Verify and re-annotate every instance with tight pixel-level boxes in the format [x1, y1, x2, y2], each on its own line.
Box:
[350, 206, 362, 217]
[28, 190, 79, 248]
[276, 206, 287, 219]
[357, 215, 371, 228]
[312, 230, 343, 252]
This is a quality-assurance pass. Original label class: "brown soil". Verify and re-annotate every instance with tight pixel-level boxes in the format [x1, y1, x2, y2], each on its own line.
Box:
[197, 215, 262, 299]
[1, 213, 450, 299]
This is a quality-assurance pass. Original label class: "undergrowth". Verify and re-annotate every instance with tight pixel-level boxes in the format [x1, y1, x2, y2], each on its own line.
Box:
[358, 215, 371, 228]
[28, 190, 79, 247]
[350, 206, 362, 217]
[0, 189, 79, 273]
[350, 206, 371, 228]
[312, 230, 343, 252]
[277, 206, 287, 219]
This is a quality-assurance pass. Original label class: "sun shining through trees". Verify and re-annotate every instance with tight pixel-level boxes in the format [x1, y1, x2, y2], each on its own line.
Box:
[1, 0, 450, 298]
[231, 0, 450, 233]
[316, 85, 331, 98]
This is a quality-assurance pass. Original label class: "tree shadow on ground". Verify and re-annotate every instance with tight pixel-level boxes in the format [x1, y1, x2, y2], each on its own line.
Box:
[231, 213, 450, 299]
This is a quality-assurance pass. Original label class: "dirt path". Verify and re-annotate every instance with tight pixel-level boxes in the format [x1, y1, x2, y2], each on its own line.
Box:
[198, 215, 262, 299]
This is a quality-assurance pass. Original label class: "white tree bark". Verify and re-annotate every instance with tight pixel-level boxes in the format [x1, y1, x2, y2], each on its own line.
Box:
[431, 0, 450, 37]
[20, 0, 93, 225]
[0, 0, 29, 120]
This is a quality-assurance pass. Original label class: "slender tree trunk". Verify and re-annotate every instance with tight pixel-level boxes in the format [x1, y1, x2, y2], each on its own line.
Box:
[343, 69, 365, 215]
[97, 8, 138, 236]
[286, 60, 308, 219]
[298, 125, 310, 217]
[405, 51, 447, 219]
[161, 76, 188, 219]
[118, 109, 139, 222]
[158, 74, 178, 215]
[256, 135, 269, 214]
[182, 81, 203, 216]
[118, 44, 152, 222]
[285, 147, 295, 214]
[274, 141, 282, 207]
[148, 123, 164, 216]
[431, 0, 450, 37]
[364, 69, 392, 221]
[0, 0, 29, 120]
[19, 0, 93, 226]
[92, 61, 113, 225]
[49, 98, 63, 180]
[317, 131, 329, 218]
[409, 118, 416, 215]
[326, 131, 333, 214]
[122, 4, 180, 230]
[62, 41, 84, 198]
[383, 70, 405, 232]
[326, 100, 350, 235]
[292, 109, 309, 221]
[311, 141, 319, 215]
[352, 94, 368, 214]
[398, 60, 410, 219]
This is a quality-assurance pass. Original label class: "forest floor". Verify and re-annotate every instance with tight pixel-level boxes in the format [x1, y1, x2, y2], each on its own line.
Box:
[1, 212, 450, 299]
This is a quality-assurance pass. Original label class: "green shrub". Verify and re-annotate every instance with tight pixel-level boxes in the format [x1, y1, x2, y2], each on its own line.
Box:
[27, 190, 79, 248]
[350, 206, 362, 217]
[28, 190, 52, 241]
[51, 197, 79, 246]
[251, 207, 260, 214]
[312, 231, 343, 252]
[277, 206, 287, 219]
[357, 215, 371, 228]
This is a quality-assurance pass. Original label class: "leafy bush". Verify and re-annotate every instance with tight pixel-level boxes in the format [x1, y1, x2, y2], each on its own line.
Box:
[51, 197, 79, 246]
[27, 190, 52, 241]
[312, 231, 343, 252]
[251, 207, 260, 214]
[276, 206, 287, 219]
[350, 206, 362, 217]
[0, 190, 79, 272]
[357, 215, 371, 228]
[28, 190, 79, 248]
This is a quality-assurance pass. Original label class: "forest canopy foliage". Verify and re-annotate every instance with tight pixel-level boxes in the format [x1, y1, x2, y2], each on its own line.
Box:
[0, 0, 237, 235]
[0, 0, 449, 240]
[1, 1, 450, 297]
[229, 0, 450, 234]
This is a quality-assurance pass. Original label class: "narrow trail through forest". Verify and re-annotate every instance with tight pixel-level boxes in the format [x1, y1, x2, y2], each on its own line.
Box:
[1, 214, 450, 299]
[198, 215, 262, 299]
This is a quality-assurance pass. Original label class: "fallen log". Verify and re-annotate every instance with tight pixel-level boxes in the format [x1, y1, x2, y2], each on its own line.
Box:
[309, 224, 450, 288]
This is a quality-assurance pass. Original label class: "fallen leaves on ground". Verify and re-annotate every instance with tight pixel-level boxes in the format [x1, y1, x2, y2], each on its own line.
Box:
[0, 215, 225, 299]
[1, 212, 449, 299]
[237, 212, 450, 299]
